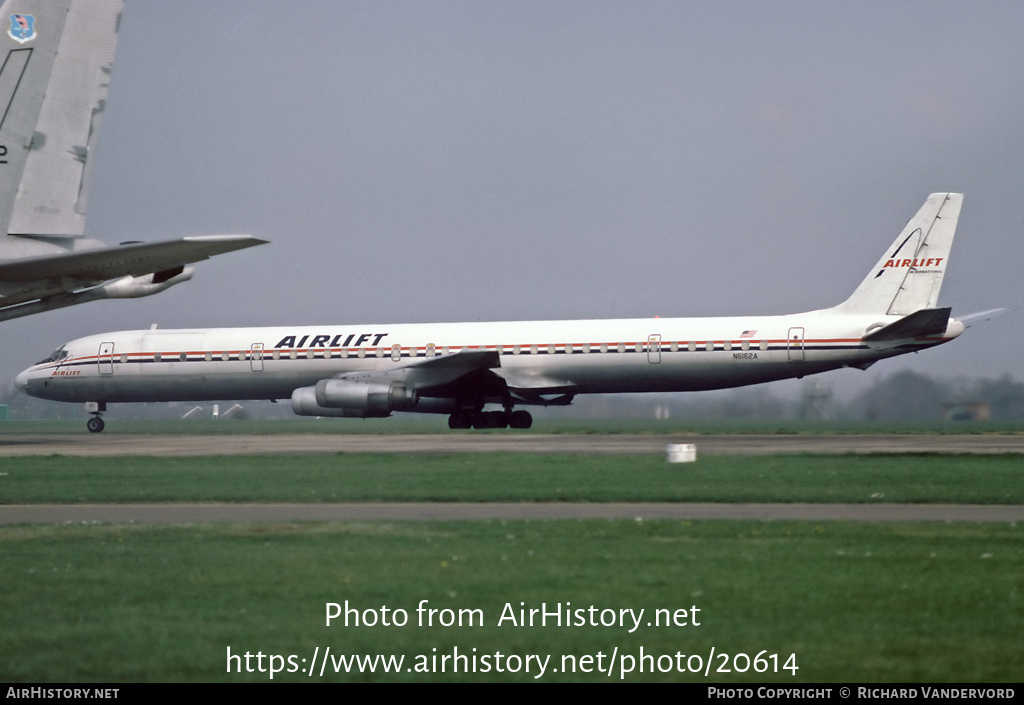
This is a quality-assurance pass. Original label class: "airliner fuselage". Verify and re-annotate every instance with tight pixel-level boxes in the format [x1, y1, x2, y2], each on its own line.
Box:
[16, 310, 963, 424]
[16, 193, 968, 432]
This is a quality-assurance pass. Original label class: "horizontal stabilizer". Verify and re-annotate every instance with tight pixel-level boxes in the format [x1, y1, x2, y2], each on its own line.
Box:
[862, 307, 951, 342]
[0, 234, 266, 282]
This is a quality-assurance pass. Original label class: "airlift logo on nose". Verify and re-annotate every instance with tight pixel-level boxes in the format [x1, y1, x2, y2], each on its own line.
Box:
[884, 257, 944, 269]
[50, 369, 80, 376]
[273, 332, 389, 348]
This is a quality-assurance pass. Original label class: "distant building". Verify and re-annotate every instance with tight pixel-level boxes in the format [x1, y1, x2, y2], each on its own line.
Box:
[800, 380, 833, 420]
[942, 402, 991, 422]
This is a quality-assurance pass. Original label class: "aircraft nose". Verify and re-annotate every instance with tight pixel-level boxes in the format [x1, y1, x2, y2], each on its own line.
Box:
[14, 368, 30, 393]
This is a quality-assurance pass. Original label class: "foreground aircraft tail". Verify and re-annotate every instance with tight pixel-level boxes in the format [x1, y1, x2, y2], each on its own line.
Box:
[835, 193, 963, 316]
[0, 0, 121, 237]
[0, 0, 268, 323]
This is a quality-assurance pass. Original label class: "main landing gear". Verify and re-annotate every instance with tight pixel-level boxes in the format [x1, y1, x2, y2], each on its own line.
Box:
[86, 402, 106, 433]
[448, 409, 533, 430]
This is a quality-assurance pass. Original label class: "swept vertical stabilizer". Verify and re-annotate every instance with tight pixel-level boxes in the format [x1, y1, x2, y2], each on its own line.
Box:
[0, 0, 266, 324]
[0, 0, 122, 237]
[835, 192, 962, 315]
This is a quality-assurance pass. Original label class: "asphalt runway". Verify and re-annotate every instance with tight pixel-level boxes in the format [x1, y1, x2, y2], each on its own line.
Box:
[2, 432, 1024, 457]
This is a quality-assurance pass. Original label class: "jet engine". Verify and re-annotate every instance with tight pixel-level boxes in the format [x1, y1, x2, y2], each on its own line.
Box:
[0, 265, 196, 323]
[98, 265, 195, 299]
[291, 379, 418, 418]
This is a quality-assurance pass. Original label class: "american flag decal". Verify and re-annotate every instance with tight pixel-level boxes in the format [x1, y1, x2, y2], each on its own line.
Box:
[740, 330, 757, 338]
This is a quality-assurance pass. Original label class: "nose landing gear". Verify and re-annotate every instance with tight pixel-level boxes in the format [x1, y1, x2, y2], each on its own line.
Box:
[86, 402, 107, 433]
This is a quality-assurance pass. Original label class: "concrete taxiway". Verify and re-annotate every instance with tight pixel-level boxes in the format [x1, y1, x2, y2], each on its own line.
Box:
[1, 432, 1023, 457]
[3, 502, 1022, 525]
[3, 432, 1020, 525]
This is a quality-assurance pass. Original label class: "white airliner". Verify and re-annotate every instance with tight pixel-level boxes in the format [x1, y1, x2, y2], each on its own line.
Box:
[17, 193, 966, 432]
[0, 0, 265, 323]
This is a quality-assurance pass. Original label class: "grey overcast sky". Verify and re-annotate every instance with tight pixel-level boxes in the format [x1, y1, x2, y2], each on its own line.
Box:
[3, 1, 1023, 398]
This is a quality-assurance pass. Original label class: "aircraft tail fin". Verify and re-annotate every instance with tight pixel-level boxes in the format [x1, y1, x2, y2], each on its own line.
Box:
[0, 0, 123, 238]
[835, 193, 963, 315]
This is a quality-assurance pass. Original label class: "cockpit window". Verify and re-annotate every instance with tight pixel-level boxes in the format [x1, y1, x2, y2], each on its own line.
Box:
[36, 346, 68, 365]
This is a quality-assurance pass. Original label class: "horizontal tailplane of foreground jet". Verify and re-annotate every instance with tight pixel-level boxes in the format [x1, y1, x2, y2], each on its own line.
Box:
[17, 193, 966, 432]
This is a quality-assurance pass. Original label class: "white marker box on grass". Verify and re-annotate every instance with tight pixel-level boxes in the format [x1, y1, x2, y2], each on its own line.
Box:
[666, 443, 697, 463]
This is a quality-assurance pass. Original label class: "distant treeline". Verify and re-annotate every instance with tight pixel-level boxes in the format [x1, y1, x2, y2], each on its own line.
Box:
[544, 370, 1024, 422]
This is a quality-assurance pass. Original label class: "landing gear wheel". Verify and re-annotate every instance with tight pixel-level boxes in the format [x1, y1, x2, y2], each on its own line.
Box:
[508, 410, 533, 429]
[86, 416, 105, 433]
[472, 411, 509, 429]
[448, 413, 472, 429]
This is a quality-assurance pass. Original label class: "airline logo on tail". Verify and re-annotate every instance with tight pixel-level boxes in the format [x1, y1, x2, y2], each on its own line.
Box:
[883, 258, 944, 269]
[8, 15, 36, 44]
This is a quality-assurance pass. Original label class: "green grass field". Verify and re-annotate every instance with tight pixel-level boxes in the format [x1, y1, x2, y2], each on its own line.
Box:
[2, 447, 1021, 683]
[1, 453, 1020, 504]
[2, 519, 1020, 682]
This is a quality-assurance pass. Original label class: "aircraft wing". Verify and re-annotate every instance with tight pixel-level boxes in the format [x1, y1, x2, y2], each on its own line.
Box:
[326, 348, 577, 403]
[0, 235, 266, 282]
[297, 346, 580, 420]
[335, 349, 501, 390]
[492, 368, 577, 404]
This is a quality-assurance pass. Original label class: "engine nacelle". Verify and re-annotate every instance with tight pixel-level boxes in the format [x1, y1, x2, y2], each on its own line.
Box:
[315, 378, 418, 413]
[291, 386, 390, 418]
[98, 264, 195, 299]
[291, 380, 419, 417]
[0, 265, 197, 323]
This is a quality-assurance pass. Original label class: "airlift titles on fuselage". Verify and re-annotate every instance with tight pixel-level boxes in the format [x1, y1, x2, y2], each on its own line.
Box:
[274, 333, 389, 350]
[16, 193, 969, 433]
